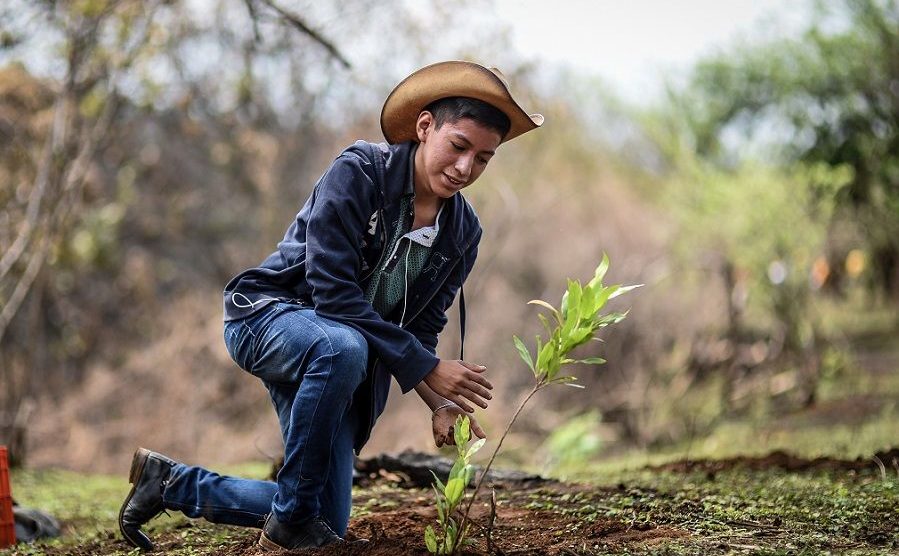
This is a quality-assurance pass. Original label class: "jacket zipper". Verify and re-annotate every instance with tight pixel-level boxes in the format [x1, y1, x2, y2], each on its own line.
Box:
[398, 240, 413, 327]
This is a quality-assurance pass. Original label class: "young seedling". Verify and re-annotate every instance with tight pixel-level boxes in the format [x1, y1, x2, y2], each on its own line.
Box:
[425, 254, 638, 554]
[424, 414, 484, 554]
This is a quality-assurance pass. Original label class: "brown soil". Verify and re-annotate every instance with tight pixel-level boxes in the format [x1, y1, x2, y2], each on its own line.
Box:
[650, 447, 899, 475]
[29, 481, 688, 556]
[315, 482, 686, 556]
[18, 449, 899, 555]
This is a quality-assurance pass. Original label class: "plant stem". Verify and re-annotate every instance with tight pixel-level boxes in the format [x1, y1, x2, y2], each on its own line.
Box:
[454, 381, 545, 553]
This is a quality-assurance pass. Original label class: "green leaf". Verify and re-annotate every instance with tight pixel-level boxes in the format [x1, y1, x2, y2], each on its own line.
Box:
[564, 326, 594, 351]
[528, 299, 561, 324]
[537, 313, 554, 337]
[454, 415, 470, 448]
[513, 335, 535, 373]
[463, 465, 474, 486]
[591, 284, 616, 316]
[425, 525, 438, 554]
[461, 415, 471, 443]
[467, 437, 486, 457]
[435, 497, 447, 519]
[551, 375, 586, 388]
[445, 478, 465, 507]
[449, 458, 464, 481]
[446, 519, 457, 550]
[436, 496, 445, 522]
[432, 484, 442, 503]
[430, 470, 446, 493]
[595, 311, 627, 327]
[536, 338, 555, 375]
[580, 283, 596, 318]
[578, 357, 607, 365]
[589, 253, 610, 288]
[609, 283, 642, 299]
[563, 280, 583, 328]
[534, 336, 545, 378]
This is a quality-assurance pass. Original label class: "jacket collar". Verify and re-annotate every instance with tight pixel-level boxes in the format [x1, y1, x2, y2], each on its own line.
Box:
[378, 141, 475, 257]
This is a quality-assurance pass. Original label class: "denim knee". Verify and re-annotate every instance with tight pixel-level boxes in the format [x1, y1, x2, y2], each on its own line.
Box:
[325, 325, 368, 388]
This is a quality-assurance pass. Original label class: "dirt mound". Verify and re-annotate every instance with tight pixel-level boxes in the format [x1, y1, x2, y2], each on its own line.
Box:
[318, 504, 686, 556]
[652, 448, 899, 475]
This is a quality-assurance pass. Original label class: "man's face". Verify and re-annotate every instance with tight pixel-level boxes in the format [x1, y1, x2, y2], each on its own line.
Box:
[414, 112, 503, 199]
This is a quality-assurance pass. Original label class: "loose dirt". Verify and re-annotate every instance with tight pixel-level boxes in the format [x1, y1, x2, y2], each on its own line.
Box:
[10, 449, 898, 555]
[26, 481, 689, 556]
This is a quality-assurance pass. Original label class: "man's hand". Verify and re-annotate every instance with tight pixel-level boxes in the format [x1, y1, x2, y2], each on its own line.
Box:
[432, 404, 487, 447]
[423, 359, 493, 413]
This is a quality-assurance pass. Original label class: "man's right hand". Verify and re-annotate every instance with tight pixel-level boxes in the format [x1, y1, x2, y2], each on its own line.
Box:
[423, 359, 493, 413]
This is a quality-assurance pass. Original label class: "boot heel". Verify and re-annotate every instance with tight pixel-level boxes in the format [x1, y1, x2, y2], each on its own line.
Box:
[129, 448, 149, 484]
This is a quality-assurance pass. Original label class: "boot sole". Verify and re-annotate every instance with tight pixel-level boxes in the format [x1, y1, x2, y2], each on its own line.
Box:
[258, 532, 287, 551]
[258, 530, 352, 551]
[118, 448, 151, 549]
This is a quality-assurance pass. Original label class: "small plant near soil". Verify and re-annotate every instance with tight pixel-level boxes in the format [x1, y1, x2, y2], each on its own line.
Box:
[424, 415, 485, 554]
[425, 254, 639, 554]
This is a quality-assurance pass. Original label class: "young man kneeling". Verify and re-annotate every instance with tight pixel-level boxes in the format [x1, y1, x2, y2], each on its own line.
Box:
[119, 61, 543, 552]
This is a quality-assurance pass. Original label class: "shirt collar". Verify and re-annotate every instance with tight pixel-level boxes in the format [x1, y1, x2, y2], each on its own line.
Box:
[402, 203, 443, 247]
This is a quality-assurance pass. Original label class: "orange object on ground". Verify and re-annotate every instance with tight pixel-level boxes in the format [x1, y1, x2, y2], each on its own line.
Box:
[0, 446, 14, 547]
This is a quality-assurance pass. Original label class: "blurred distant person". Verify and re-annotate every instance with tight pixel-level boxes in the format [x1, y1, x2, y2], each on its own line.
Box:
[118, 61, 542, 551]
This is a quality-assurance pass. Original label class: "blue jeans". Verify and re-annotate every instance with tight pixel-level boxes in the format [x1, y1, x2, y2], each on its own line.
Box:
[161, 303, 368, 535]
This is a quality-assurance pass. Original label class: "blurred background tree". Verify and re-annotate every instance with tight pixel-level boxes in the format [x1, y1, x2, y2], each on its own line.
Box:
[666, 0, 899, 303]
[0, 0, 516, 467]
[619, 0, 899, 426]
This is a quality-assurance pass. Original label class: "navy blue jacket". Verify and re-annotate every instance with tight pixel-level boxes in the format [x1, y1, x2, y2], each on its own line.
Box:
[223, 140, 481, 448]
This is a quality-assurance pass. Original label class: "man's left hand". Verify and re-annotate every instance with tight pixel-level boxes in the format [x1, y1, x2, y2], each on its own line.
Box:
[432, 404, 486, 447]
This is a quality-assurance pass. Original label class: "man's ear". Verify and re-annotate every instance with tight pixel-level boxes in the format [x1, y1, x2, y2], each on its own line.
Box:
[415, 111, 434, 142]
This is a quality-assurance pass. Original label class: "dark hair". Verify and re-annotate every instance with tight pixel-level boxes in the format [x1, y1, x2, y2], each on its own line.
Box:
[423, 97, 511, 139]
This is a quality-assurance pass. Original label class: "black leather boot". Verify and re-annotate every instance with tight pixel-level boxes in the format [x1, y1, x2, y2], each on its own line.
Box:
[118, 447, 177, 551]
[258, 513, 345, 551]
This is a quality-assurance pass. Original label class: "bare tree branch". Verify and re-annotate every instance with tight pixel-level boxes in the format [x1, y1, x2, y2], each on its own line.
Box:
[0, 127, 53, 282]
[0, 239, 47, 342]
[0, 1, 141, 343]
[257, 0, 352, 69]
[0, 90, 119, 344]
[242, 0, 262, 43]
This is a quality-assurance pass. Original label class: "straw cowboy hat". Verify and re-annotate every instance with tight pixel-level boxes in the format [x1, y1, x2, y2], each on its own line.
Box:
[380, 61, 544, 144]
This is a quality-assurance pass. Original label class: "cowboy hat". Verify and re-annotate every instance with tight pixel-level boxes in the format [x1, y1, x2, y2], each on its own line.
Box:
[380, 61, 544, 144]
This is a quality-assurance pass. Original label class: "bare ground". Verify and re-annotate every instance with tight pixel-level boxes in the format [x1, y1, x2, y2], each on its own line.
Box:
[8, 450, 898, 556]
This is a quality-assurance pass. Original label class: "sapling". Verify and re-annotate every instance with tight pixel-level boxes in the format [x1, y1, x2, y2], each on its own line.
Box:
[425, 414, 484, 554]
[424, 254, 638, 554]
